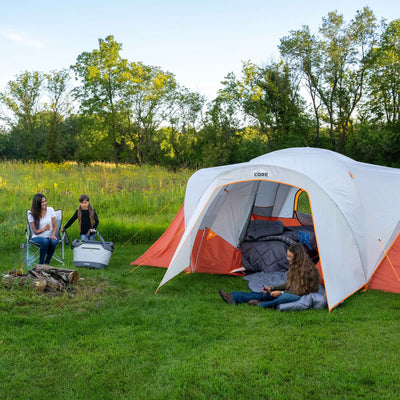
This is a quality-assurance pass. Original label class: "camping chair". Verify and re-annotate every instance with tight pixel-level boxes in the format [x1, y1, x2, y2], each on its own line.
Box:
[25, 209, 65, 267]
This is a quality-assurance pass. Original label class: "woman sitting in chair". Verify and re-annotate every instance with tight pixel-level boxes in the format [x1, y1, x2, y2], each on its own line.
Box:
[28, 193, 58, 265]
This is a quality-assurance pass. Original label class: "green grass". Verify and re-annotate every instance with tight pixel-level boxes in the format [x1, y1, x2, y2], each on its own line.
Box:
[1, 246, 400, 399]
[1, 161, 400, 399]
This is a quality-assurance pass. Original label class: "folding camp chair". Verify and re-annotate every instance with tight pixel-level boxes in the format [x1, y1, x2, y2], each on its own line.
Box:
[25, 209, 65, 267]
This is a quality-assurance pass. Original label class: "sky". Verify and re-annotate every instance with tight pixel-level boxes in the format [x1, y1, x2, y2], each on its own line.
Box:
[1, 0, 400, 100]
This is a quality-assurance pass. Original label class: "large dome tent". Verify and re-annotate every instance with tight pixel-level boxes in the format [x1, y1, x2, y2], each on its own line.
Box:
[132, 147, 400, 311]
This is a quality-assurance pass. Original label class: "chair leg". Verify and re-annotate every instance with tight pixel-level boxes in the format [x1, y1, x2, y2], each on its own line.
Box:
[26, 240, 64, 267]
[48, 241, 65, 266]
[26, 243, 40, 268]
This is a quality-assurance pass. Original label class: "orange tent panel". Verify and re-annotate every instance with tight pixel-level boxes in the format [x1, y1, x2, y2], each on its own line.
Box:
[190, 229, 242, 274]
[131, 204, 184, 268]
[251, 215, 302, 226]
[368, 233, 400, 293]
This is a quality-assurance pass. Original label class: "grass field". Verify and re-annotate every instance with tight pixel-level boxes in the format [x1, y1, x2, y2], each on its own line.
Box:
[1, 161, 400, 399]
[0, 161, 192, 252]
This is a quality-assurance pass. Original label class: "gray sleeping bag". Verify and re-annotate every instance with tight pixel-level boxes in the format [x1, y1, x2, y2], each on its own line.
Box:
[277, 284, 327, 311]
[241, 220, 296, 274]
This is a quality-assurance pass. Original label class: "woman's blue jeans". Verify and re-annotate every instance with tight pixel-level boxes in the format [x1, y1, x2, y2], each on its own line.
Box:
[31, 237, 58, 265]
[80, 233, 95, 241]
[230, 291, 300, 308]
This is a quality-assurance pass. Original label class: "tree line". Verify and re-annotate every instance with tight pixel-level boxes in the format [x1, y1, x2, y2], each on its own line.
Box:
[1, 7, 399, 168]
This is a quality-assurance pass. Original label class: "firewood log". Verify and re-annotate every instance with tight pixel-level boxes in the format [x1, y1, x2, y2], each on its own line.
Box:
[31, 265, 79, 284]
[1, 265, 78, 293]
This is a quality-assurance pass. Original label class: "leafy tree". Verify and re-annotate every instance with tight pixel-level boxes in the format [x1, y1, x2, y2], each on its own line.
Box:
[278, 26, 324, 145]
[71, 35, 129, 163]
[280, 7, 378, 152]
[0, 129, 6, 158]
[218, 61, 312, 150]
[159, 87, 205, 168]
[44, 69, 72, 161]
[0, 71, 44, 159]
[123, 62, 178, 164]
[230, 126, 269, 163]
[57, 114, 79, 160]
[362, 19, 400, 125]
[75, 114, 113, 163]
[346, 122, 400, 167]
[200, 95, 241, 167]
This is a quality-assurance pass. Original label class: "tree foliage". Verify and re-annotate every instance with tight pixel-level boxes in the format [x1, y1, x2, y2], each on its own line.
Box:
[362, 19, 400, 125]
[1, 8, 400, 168]
[123, 61, 178, 164]
[0, 71, 43, 159]
[44, 69, 72, 161]
[280, 7, 378, 152]
[71, 35, 129, 163]
[218, 61, 312, 150]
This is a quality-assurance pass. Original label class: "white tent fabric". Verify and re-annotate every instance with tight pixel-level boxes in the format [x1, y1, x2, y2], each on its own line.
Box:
[158, 147, 400, 310]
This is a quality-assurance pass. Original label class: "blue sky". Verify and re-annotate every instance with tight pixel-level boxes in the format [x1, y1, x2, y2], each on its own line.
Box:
[1, 0, 399, 100]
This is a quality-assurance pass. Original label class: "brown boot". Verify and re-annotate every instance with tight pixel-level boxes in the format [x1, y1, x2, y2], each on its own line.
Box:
[248, 300, 261, 306]
[219, 289, 234, 304]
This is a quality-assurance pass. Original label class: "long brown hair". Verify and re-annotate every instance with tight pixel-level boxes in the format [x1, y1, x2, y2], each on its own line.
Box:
[286, 242, 319, 295]
[31, 193, 46, 230]
[77, 194, 95, 232]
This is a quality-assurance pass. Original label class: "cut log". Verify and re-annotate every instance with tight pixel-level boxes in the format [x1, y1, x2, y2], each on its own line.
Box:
[1, 265, 78, 293]
[31, 265, 78, 284]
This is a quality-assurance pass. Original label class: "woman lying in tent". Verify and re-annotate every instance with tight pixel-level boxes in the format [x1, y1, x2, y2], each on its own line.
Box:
[219, 242, 320, 309]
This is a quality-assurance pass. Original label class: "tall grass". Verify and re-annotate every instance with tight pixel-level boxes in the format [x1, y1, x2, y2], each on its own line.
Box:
[0, 161, 192, 249]
[0, 160, 314, 250]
